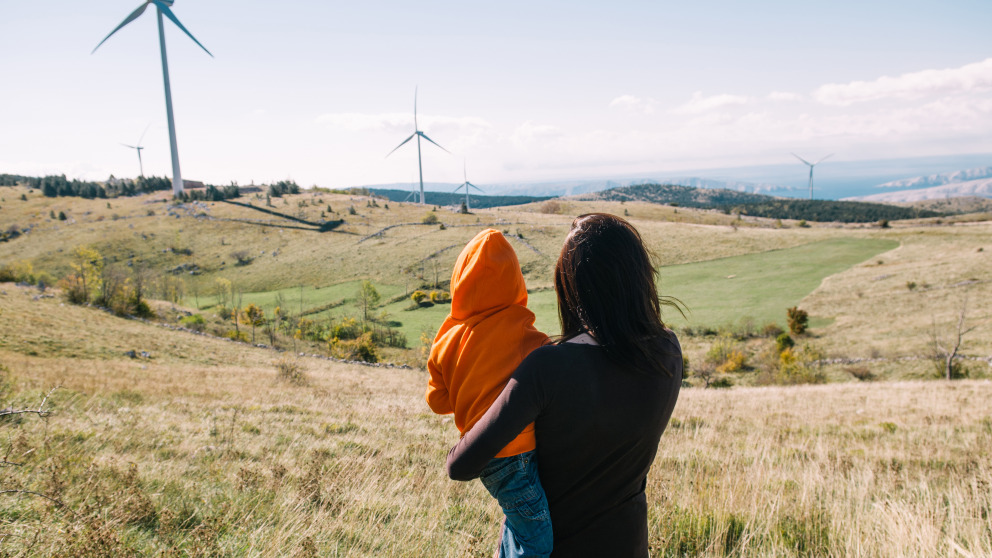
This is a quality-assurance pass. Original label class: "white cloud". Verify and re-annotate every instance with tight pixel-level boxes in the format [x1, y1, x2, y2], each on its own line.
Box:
[510, 121, 561, 144]
[315, 112, 490, 134]
[673, 91, 749, 114]
[609, 94, 656, 115]
[813, 57, 992, 106]
[768, 91, 803, 102]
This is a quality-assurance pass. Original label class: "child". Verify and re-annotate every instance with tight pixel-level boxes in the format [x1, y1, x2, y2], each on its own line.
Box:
[426, 229, 552, 558]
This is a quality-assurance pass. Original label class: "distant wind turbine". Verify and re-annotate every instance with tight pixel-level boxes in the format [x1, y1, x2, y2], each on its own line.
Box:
[792, 153, 833, 200]
[452, 161, 484, 212]
[121, 124, 151, 178]
[93, 0, 213, 196]
[385, 88, 450, 205]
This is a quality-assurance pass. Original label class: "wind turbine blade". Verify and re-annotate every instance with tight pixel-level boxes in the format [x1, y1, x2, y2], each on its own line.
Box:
[385, 134, 416, 158]
[121, 143, 138, 149]
[91, 2, 149, 54]
[413, 86, 418, 130]
[153, 1, 214, 57]
[452, 183, 468, 193]
[469, 184, 485, 193]
[137, 123, 151, 146]
[418, 132, 450, 154]
[791, 153, 813, 166]
[815, 153, 834, 165]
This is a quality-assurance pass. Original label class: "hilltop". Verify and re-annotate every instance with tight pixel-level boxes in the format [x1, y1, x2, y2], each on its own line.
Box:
[578, 183, 942, 222]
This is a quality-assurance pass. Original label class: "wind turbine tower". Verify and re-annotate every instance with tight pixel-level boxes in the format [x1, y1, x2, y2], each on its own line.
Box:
[93, 0, 213, 196]
[453, 161, 484, 212]
[792, 153, 833, 200]
[122, 124, 150, 178]
[386, 88, 450, 204]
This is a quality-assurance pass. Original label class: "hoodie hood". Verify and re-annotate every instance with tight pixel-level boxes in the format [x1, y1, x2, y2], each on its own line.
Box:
[449, 229, 528, 321]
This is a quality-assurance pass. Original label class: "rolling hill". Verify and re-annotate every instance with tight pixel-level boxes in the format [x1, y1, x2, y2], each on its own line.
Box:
[580, 183, 942, 222]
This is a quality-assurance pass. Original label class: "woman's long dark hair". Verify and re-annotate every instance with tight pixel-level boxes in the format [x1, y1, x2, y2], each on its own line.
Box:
[554, 213, 683, 375]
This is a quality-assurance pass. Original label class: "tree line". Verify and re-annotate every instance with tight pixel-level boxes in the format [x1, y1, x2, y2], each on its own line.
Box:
[0, 174, 240, 201]
[596, 183, 944, 223]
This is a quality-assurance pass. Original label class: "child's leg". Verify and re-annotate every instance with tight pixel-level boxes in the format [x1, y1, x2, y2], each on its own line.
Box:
[478, 450, 552, 558]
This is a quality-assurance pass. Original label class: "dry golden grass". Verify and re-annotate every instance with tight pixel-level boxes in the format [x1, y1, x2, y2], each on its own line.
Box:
[0, 288, 990, 556]
[802, 222, 992, 362]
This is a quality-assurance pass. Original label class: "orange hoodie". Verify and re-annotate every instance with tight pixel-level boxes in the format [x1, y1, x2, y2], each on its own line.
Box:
[426, 229, 549, 458]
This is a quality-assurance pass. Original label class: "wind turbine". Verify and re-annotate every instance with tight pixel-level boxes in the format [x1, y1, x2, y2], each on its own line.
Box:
[121, 124, 150, 178]
[792, 153, 833, 200]
[385, 88, 450, 205]
[93, 0, 213, 196]
[452, 161, 484, 212]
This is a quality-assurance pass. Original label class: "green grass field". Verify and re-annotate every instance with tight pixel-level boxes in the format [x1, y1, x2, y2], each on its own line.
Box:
[523, 238, 900, 335]
[658, 237, 899, 328]
[225, 237, 899, 344]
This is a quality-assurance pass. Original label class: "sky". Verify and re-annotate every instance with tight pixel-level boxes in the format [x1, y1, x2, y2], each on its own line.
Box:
[1, 0, 991, 193]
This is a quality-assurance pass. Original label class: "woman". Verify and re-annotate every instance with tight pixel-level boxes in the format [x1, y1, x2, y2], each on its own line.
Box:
[447, 213, 683, 557]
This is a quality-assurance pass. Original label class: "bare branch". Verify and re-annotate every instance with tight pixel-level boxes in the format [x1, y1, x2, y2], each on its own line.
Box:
[0, 386, 59, 419]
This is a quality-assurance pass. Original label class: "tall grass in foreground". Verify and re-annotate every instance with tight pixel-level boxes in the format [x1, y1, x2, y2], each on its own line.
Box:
[1, 347, 989, 556]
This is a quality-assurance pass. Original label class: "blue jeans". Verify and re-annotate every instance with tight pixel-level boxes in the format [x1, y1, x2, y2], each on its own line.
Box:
[479, 450, 553, 558]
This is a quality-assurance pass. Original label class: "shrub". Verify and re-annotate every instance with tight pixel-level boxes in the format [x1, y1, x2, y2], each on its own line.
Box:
[878, 219, 890, 228]
[846, 366, 875, 381]
[60, 276, 89, 305]
[330, 317, 363, 340]
[132, 298, 154, 319]
[410, 290, 428, 304]
[786, 307, 809, 335]
[275, 358, 308, 386]
[0, 260, 34, 284]
[330, 332, 378, 363]
[180, 314, 207, 332]
[762, 323, 784, 338]
[430, 290, 450, 303]
[421, 212, 439, 225]
[225, 330, 249, 343]
[231, 250, 253, 266]
[775, 333, 795, 354]
[709, 377, 733, 389]
[906, 281, 917, 291]
[774, 344, 826, 385]
[716, 350, 747, 374]
[417, 327, 436, 369]
[539, 200, 562, 214]
[705, 335, 742, 366]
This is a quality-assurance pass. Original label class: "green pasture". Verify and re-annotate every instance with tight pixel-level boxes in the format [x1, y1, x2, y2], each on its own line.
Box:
[211, 237, 898, 346]
[526, 237, 898, 333]
[656, 237, 899, 328]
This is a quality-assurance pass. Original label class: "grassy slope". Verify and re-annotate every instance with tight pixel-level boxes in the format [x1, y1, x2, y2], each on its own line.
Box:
[2, 186, 990, 366]
[657, 237, 899, 328]
[0, 287, 989, 556]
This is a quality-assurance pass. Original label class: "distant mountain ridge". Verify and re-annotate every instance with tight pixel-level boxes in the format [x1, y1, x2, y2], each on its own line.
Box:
[876, 166, 992, 189]
[845, 178, 992, 203]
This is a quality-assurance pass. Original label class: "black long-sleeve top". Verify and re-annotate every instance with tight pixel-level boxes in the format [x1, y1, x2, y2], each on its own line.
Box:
[447, 335, 683, 557]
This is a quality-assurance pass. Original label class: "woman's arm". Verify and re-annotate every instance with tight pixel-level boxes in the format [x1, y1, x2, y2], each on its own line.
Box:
[446, 365, 545, 481]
